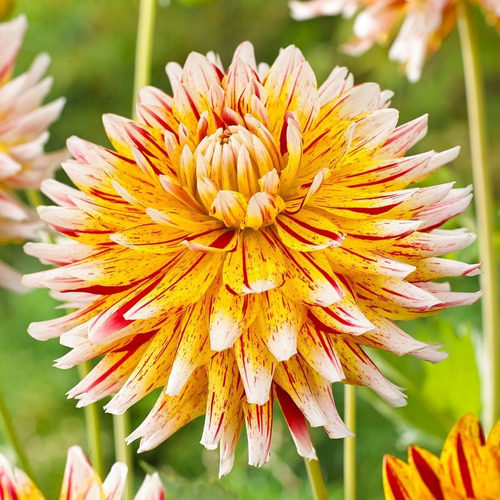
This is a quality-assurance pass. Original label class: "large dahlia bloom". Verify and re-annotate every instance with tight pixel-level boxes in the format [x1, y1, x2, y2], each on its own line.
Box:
[0, 446, 164, 499]
[0, 15, 66, 292]
[25, 43, 480, 475]
[383, 414, 500, 499]
[290, 0, 500, 82]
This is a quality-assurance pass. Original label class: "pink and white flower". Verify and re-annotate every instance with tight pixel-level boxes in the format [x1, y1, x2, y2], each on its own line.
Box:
[290, 0, 500, 81]
[0, 15, 66, 291]
[0, 446, 165, 499]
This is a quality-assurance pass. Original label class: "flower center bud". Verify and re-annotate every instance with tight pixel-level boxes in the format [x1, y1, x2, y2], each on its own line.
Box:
[194, 125, 285, 229]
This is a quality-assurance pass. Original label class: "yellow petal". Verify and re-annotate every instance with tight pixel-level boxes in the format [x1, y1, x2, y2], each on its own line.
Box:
[275, 209, 344, 251]
[275, 384, 317, 460]
[210, 190, 248, 228]
[125, 250, 223, 320]
[234, 328, 275, 404]
[166, 302, 211, 396]
[383, 455, 414, 500]
[255, 290, 304, 361]
[128, 367, 208, 452]
[223, 228, 285, 294]
[274, 355, 329, 427]
[106, 317, 180, 413]
[245, 192, 285, 230]
[332, 337, 406, 407]
[201, 350, 243, 450]
[408, 446, 445, 500]
[298, 321, 345, 383]
[281, 246, 345, 307]
[243, 393, 274, 467]
[209, 282, 260, 350]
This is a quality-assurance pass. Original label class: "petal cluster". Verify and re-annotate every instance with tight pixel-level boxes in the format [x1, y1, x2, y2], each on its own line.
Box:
[25, 42, 479, 475]
[0, 446, 164, 499]
[383, 414, 500, 499]
[290, 0, 500, 81]
[0, 15, 66, 292]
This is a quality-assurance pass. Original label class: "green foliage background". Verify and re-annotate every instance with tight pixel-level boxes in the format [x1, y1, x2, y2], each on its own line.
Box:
[0, 0, 498, 498]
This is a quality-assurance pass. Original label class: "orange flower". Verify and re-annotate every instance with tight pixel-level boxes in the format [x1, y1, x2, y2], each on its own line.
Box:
[383, 414, 500, 499]
[0, 446, 164, 499]
[25, 43, 479, 475]
[290, 0, 500, 81]
[0, 15, 66, 291]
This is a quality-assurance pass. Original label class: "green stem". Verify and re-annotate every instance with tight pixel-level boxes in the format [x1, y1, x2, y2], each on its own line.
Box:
[0, 384, 34, 479]
[26, 188, 44, 210]
[114, 414, 133, 500]
[132, 0, 158, 118]
[457, 2, 499, 432]
[343, 385, 356, 500]
[26, 189, 52, 243]
[304, 457, 328, 500]
[78, 362, 105, 479]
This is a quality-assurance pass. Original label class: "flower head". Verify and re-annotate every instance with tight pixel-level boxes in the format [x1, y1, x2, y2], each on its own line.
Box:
[383, 414, 500, 499]
[25, 43, 480, 475]
[0, 15, 66, 292]
[290, 0, 500, 81]
[0, 445, 165, 499]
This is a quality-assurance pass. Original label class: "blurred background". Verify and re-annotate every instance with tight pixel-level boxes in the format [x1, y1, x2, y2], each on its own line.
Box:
[0, 0, 498, 498]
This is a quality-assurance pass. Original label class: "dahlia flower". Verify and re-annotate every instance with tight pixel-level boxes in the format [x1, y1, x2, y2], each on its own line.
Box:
[24, 42, 480, 475]
[0, 14, 66, 292]
[383, 414, 500, 499]
[0, 446, 164, 499]
[290, 0, 500, 82]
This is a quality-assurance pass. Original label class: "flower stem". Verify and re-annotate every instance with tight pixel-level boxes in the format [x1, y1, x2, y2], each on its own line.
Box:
[114, 413, 133, 500]
[78, 362, 105, 479]
[132, 0, 158, 117]
[0, 383, 34, 479]
[304, 457, 328, 500]
[457, 1, 499, 432]
[25, 188, 44, 210]
[343, 385, 356, 500]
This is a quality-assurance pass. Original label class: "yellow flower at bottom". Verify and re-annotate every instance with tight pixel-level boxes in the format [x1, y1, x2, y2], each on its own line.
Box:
[383, 414, 500, 500]
[24, 43, 480, 475]
[0, 446, 164, 499]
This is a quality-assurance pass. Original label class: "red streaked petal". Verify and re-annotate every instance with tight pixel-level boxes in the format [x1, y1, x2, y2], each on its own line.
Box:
[223, 228, 285, 294]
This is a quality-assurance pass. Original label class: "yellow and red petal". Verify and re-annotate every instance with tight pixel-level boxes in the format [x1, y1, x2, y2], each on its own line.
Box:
[223, 228, 285, 294]
[234, 328, 275, 405]
[383, 455, 415, 500]
[256, 290, 305, 362]
[281, 247, 345, 307]
[244, 395, 274, 467]
[209, 283, 260, 351]
[276, 209, 344, 251]
[129, 367, 208, 452]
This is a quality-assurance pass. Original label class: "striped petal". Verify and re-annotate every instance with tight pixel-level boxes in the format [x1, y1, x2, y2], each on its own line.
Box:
[223, 229, 285, 293]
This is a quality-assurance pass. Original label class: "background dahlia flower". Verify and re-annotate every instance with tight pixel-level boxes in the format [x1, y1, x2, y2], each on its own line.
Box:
[383, 413, 500, 499]
[0, 446, 164, 499]
[24, 42, 480, 476]
[0, 14, 66, 292]
[290, 0, 500, 81]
